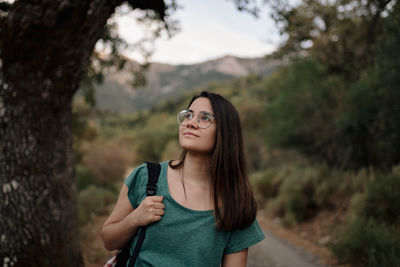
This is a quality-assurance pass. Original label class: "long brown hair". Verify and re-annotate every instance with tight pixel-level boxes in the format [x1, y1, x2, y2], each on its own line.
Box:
[169, 91, 257, 230]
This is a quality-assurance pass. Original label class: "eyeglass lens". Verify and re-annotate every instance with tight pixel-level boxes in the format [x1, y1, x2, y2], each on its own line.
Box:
[177, 110, 214, 128]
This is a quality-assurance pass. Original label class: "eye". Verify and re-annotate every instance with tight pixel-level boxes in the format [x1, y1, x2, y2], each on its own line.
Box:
[201, 115, 210, 121]
[184, 111, 193, 119]
[200, 112, 212, 122]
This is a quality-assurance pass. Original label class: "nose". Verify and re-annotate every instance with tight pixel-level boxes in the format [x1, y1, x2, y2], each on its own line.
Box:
[185, 115, 198, 128]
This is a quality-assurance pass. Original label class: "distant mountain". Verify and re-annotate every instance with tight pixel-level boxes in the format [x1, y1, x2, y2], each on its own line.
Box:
[94, 55, 284, 113]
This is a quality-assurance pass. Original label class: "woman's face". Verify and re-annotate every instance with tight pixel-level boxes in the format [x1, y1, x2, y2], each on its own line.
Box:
[179, 97, 217, 155]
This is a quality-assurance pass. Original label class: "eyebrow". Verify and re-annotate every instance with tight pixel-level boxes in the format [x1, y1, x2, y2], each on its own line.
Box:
[187, 109, 215, 117]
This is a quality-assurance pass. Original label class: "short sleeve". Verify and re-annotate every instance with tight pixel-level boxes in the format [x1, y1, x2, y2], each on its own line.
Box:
[124, 163, 147, 209]
[224, 220, 265, 254]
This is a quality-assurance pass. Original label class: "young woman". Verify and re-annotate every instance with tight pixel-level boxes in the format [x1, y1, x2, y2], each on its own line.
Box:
[101, 91, 264, 266]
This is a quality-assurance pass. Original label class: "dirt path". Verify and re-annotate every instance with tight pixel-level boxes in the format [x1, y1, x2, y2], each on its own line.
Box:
[248, 228, 327, 267]
[247, 216, 343, 267]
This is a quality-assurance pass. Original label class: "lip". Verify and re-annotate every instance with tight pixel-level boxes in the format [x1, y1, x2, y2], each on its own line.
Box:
[183, 132, 199, 137]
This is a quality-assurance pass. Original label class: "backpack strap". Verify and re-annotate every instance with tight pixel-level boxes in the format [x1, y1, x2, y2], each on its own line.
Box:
[115, 162, 161, 267]
[128, 162, 161, 267]
[145, 162, 161, 196]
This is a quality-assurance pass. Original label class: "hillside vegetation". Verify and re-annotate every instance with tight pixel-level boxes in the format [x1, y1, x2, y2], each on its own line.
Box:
[91, 55, 283, 113]
[73, 1, 400, 266]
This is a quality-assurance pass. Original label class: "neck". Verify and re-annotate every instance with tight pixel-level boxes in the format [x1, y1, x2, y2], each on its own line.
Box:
[182, 152, 212, 185]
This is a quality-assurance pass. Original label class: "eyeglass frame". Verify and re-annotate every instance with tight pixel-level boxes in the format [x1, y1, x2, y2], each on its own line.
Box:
[177, 109, 216, 129]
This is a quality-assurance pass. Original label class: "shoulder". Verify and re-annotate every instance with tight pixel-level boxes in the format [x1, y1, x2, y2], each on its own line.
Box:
[124, 161, 167, 188]
[224, 219, 265, 254]
[124, 163, 148, 188]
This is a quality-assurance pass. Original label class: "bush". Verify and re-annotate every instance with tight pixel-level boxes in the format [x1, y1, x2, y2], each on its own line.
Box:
[261, 164, 356, 225]
[83, 142, 133, 185]
[78, 185, 117, 226]
[265, 197, 285, 218]
[347, 192, 367, 222]
[311, 165, 347, 208]
[331, 217, 400, 267]
[331, 169, 400, 266]
[262, 50, 400, 170]
[161, 139, 181, 162]
[362, 172, 400, 225]
[134, 114, 177, 163]
[278, 166, 320, 223]
[245, 137, 267, 171]
[76, 164, 94, 192]
[263, 58, 346, 167]
[250, 168, 283, 212]
[250, 169, 281, 200]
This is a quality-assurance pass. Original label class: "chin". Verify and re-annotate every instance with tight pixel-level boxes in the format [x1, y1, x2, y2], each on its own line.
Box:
[180, 144, 214, 155]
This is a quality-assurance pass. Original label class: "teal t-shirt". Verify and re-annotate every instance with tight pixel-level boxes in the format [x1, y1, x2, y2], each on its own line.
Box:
[124, 161, 265, 267]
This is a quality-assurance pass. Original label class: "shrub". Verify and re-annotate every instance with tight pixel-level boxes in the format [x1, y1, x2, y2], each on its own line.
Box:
[278, 166, 319, 222]
[78, 185, 117, 226]
[161, 139, 181, 162]
[265, 197, 285, 217]
[134, 114, 177, 163]
[83, 142, 133, 186]
[331, 217, 400, 267]
[262, 164, 354, 224]
[331, 169, 400, 266]
[245, 137, 267, 172]
[250, 169, 281, 200]
[347, 192, 367, 222]
[263, 58, 346, 167]
[311, 165, 343, 208]
[362, 172, 400, 225]
[76, 164, 94, 192]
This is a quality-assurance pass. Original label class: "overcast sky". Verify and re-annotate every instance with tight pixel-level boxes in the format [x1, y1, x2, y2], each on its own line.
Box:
[116, 0, 281, 65]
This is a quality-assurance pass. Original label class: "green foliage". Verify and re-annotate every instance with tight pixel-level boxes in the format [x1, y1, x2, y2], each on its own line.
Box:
[260, 164, 348, 224]
[336, 68, 400, 168]
[250, 169, 281, 204]
[244, 136, 267, 171]
[78, 185, 117, 226]
[256, 165, 400, 266]
[331, 217, 400, 267]
[267, 0, 395, 78]
[263, 42, 400, 169]
[260, 164, 399, 216]
[93, 77, 137, 113]
[331, 169, 400, 266]
[161, 139, 181, 161]
[72, 98, 99, 162]
[262, 0, 400, 170]
[76, 164, 95, 192]
[83, 142, 134, 186]
[279, 166, 319, 223]
[264, 58, 344, 158]
[335, 3, 400, 169]
[98, 111, 151, 139]
[133, 113, 178, 163]
[361, 172, 400, 225]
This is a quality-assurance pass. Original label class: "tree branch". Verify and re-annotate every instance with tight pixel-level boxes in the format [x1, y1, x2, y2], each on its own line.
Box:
[367, 0, 393, 46]
[127, 0, 166, 19]
[0, 2, 12, 12]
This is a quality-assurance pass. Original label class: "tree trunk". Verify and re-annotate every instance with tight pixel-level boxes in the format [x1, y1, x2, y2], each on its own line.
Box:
[0, 1, 122, 265]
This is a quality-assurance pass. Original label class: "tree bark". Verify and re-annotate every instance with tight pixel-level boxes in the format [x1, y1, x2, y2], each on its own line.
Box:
[0, 1, 124, 266]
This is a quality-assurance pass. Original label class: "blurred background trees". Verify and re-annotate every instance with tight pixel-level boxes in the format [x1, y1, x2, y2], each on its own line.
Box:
[265, 0, 400, 170]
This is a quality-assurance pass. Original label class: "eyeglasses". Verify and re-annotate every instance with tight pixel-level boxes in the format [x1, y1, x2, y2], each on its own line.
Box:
[177, 110, 216, 129]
